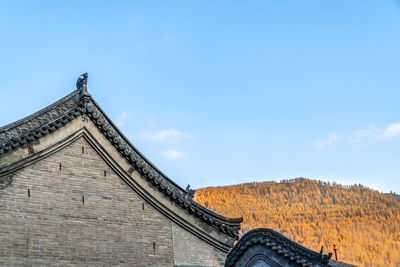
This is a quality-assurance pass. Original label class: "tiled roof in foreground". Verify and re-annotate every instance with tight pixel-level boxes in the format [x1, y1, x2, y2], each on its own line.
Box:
[225, 228, 356, 267]
[0, 84, 242, 239]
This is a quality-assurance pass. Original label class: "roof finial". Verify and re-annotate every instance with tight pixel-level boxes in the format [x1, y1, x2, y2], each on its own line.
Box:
[76, 72, 88, 91]
[185, 184, 196, 199]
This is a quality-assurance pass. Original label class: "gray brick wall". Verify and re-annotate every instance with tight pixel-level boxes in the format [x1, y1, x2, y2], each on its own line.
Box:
[0, 137, 174, 266]
[0, 137, 226, 266]
[0, 136, 228, 266]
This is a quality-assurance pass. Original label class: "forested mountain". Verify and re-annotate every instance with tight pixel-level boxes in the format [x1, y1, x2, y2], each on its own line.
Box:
[194, 178, 400, 266]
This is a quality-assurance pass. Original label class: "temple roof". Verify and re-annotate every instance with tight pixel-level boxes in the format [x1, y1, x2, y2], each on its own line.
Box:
[225, 228, 355, 267]
[0, 84, 242, 239]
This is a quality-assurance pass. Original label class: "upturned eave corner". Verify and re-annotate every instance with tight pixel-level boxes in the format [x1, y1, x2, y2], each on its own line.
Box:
[0, 75, 242, 240]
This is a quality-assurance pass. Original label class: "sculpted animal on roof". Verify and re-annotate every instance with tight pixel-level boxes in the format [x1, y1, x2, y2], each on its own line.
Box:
[185, 184, 196, 199]
[76, 72, 88, 91]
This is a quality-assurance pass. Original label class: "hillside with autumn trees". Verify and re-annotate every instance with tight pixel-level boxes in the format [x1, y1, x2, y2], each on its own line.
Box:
[194, 178, 400, 266]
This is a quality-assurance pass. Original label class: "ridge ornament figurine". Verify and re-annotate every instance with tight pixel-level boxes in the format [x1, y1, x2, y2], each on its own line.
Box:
[76, 72, 88, 91]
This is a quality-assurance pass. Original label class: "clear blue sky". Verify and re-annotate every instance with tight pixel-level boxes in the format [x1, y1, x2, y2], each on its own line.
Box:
[1, 1, 400, 193]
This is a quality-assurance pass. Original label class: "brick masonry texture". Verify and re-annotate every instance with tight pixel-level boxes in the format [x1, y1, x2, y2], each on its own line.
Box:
[172, 222, 226, 266]
[0, 137, 225, 266]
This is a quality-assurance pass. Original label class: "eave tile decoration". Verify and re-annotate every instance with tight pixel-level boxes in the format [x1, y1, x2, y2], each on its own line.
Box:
[225, 228, 332, 267]
[0, 91, 82, 154]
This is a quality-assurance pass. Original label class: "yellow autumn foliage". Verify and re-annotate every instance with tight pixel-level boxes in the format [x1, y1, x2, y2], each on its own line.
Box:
[195, 178, 400, 266]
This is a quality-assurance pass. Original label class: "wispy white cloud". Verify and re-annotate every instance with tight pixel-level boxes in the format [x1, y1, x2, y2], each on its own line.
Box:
[142, 129, 191, 141]
[116, 112, 129, 127]
[383, 123, 400, 139]
[163, 149, 184, 159]
[317, 133, 340, 148]
[317, 122, 400, 148]
[348, 127, 380, 144]
[136, 128, 191, 159]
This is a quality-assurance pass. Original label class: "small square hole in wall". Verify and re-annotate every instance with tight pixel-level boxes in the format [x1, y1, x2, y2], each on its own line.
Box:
[27, 143, 35, 155]
[128, 166, 134, 175]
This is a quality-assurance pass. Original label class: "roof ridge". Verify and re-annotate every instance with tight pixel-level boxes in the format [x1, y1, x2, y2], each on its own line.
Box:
[0, 90, 80, 134]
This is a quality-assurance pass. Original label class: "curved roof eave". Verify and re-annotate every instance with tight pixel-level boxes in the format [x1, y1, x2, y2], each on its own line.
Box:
[225, 228, 334, 267]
